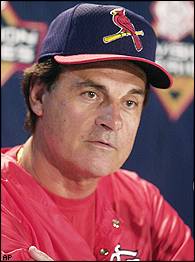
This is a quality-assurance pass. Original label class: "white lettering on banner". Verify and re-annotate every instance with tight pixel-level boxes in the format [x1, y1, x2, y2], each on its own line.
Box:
[1, 26, 39, 64]
[156, 41, 194, 77]
[1, 26, 39, 45]
[1, 45, 35, 63]
[110, 244, 140, 261]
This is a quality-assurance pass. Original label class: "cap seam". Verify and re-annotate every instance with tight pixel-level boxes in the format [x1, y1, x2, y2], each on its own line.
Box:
[63, 3, 84, 54]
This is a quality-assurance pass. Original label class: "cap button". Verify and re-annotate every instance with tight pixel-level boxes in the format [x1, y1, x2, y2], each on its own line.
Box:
[99, 248, 109, 256]
[112, 219, 120, 228]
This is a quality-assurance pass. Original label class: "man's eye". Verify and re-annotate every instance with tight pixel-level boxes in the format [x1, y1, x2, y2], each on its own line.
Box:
[82, 91, 97, 99]
[125, 100, 137, 108]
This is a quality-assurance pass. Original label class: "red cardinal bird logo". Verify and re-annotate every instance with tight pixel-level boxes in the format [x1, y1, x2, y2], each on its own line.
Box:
[103, 8, 144, 52]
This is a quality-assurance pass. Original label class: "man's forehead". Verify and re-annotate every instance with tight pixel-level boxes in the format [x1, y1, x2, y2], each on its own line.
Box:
[61, 60, 147, 82]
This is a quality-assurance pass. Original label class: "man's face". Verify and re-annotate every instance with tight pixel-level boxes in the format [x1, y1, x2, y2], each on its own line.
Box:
[37, 61, 146, 179]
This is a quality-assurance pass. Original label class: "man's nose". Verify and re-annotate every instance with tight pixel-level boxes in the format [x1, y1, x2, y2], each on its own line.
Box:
[95, 103, 123, 131]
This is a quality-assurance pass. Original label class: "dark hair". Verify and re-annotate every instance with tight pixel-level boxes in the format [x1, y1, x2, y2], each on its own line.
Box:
[21, 58, 65, 133]
[22, 58, 150, 133]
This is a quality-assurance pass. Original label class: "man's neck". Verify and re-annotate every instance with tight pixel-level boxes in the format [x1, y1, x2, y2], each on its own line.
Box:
[17, 136, 100, 199]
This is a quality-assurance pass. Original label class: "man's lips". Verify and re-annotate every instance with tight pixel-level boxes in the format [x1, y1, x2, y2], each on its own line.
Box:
[87, 140, 117, 150]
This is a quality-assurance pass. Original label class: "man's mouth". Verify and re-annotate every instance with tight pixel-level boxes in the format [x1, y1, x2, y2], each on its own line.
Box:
[87, 140, 116, 150]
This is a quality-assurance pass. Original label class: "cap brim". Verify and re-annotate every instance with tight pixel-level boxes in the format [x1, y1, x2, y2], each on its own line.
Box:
[54, 54, 173, 89]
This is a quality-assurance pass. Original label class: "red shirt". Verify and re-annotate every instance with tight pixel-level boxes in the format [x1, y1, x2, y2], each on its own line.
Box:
[1, 146, 194, 261]
[42, 186, 96, 251]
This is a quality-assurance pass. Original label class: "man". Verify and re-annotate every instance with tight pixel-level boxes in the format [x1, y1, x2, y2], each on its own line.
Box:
[1, 3, 194, 261]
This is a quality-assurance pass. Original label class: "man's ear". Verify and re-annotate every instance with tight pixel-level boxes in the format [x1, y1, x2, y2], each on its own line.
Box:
[29, 82, 47, 117]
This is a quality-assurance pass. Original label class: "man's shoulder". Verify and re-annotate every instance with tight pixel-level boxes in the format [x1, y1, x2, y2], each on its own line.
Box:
[1, 145, 21, 155]
[1, 145, 21, 160]
[108, 169, 160, 202]
[99, 170, 162, 225]
[1, 145, 21, 176]
[111, 169, 158, 190]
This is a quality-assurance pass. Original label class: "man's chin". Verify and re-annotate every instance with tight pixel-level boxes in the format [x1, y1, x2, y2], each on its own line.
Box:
[80, 163, 120, 179]
[63, 156, 123, 180]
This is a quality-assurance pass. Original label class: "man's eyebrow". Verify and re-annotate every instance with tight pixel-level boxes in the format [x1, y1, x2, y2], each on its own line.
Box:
[75, 80, 107, 92]
[126, 88, 146, 97]
[75, 79, 146, 96]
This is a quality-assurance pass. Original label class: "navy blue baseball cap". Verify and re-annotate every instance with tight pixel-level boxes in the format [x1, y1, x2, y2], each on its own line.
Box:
[38, 3, 173, 89]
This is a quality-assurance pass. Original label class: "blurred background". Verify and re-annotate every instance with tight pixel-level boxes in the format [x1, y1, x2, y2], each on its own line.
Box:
[1, 1, 194, 234]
